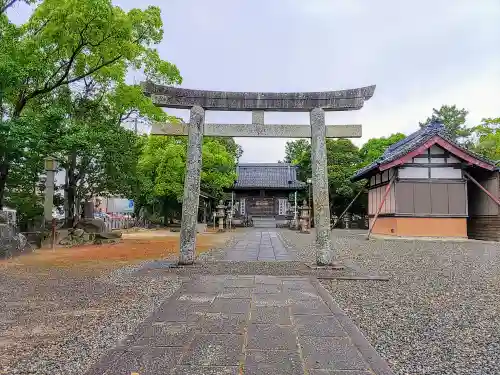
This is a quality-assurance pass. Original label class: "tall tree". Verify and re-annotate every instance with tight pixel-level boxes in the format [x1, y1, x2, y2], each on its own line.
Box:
[136, 135, 239, 223]
[471, 117, 500, 162]
[358, 133, 406, 166]
[325, 139, 363, 214]
[419, 105, 471, 143]
[53, 79, 168, 226]
[283, 138, 365, 214]
[284, 139, 310, 164]
[0, 0, 181, 208]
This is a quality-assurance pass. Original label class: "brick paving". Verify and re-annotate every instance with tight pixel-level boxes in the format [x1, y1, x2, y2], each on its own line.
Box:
[84, 230, 394, 375]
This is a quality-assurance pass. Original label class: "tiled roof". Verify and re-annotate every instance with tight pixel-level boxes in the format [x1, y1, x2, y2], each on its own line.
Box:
[352, 121, 497, 181]
[234, 163, 307, 189]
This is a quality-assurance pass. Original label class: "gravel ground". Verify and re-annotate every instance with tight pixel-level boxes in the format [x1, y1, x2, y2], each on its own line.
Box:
[280, 229, 500, 375]
[0, 264, 181, 375]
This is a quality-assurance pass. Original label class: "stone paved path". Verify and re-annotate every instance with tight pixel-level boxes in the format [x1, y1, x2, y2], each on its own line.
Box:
[222, 230, 295, 261]
[85, 230, 393, 375]
[86, 275, 392, 375]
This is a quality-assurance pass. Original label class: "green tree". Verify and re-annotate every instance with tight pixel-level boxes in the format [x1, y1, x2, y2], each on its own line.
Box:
[471, 117, 500, 162]
[136, 135, 239, 224]
[325, 139, 364, 214]
[419, 105, 471, 143]
[283, 138, 365, 214]
[358, 133, 406, 166]
[284, 139, 310, 164]
[0, 0, 181, 208]
[51, 79, 169, 226]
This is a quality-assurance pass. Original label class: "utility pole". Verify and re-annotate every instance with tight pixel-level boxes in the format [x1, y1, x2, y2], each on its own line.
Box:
[134, 117, 138, 134]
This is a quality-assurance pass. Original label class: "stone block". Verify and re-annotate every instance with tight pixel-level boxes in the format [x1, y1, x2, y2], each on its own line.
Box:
[245, 350, 303, 375]
[247, 324, 297, 350]
[300, 337, 369, 370]
[200, 313, 247, 334]
[181, 334, 244, 366]
[251, 306, 291, 325]
[294, 315, 347, 337]
[134, 322, 197, 347]
[153, 300, 211, 323]
[210, 298, 251, 314]
[223, 278, 255, 288]
[253, 284, 281, 294]
[219, 287, 254, 299]
[291, 299, 332, 316]
[101, 347, 183, 375]
[172, 366, 239, 375]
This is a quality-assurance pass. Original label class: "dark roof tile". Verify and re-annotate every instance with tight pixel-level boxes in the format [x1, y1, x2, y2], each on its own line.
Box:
[234, 163, 306, 189]
[352, 122, 496, 181]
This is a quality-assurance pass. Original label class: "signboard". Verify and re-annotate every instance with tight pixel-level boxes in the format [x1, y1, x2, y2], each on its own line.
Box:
[107, 198, 134, 213]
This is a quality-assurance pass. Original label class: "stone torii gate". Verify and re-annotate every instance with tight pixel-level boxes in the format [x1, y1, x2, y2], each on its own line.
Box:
[142, 83, 376, 265]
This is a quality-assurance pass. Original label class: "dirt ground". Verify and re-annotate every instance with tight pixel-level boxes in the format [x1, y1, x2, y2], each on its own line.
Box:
[1, 230, 230, 272]
[0, 230, 233, 374]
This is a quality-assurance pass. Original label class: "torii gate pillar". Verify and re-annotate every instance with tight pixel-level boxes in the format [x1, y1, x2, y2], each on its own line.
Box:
[310, 108, 332, 265]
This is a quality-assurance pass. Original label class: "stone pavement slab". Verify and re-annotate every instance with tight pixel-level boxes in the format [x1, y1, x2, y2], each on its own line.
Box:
[85, 275, 394, 375]
[222, 230, 295, 261]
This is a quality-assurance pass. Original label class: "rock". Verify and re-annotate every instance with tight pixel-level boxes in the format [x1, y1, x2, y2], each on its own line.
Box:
[75, 219, 106, 234]
[94, 238, 120, 245]
[95, 231, 122, 240]
[73, 229, 84, 237]
[17, 233, 27, 250]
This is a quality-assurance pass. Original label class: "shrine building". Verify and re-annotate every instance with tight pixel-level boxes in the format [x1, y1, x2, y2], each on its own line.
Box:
[352, 122, 499, 240]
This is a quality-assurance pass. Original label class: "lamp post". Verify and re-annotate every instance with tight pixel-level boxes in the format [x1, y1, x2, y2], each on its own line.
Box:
[44, 156, 57, 225]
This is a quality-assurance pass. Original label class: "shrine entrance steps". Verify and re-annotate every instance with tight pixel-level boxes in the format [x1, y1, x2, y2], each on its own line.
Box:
[251, 216, 276, 228]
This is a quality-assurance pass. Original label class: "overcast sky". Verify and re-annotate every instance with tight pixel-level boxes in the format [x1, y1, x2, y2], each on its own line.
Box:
[11, 0, 500, 163]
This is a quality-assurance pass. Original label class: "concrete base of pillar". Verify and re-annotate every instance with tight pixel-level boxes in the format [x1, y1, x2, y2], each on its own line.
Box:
[307, 261, 344, 270]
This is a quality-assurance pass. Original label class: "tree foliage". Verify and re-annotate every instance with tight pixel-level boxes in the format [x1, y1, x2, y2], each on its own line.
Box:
[0, 0, 181, 209]
[471, 118, 500, 162]
[358, 133, 406, 166]
[419, 105, 471, 143]
[135, 136, 239, 223]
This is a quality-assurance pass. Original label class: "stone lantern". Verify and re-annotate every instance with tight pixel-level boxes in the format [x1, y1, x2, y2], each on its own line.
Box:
[215, 200, 226, 231]
[299, 199, 310, 233]
[343, 213, 351, 229]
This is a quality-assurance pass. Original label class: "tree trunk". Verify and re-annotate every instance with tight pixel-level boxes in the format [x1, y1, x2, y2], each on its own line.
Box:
[0, 160, 8, 210]
[64, 151, 77, 227]
[0, 101, 26, 210]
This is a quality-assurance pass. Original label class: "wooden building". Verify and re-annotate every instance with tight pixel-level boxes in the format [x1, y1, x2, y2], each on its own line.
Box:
[352, 122, 500, 240]
[227, 163, 307, 228]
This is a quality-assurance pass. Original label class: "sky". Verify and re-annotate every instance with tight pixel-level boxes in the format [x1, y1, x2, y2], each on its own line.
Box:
[9, 0, 500, 163]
